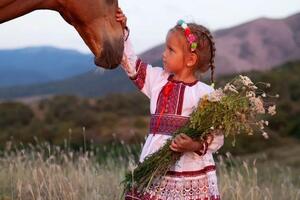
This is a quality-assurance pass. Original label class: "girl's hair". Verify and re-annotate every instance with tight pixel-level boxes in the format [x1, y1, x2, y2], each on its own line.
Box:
[169, 23, 216, 85]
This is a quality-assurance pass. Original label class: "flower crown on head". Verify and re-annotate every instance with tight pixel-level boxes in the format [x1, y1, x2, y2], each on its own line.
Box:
[177, 19, 198, 52]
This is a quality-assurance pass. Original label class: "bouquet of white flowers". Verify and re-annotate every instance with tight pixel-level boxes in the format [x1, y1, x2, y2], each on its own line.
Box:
[121, 75, 277, 195]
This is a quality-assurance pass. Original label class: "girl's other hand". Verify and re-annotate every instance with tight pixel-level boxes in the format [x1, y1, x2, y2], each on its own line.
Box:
[169, 133, 202, 153]
[116, 7, 127, 30]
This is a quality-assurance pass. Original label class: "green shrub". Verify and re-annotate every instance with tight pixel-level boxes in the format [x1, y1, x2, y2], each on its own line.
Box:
[0, 102, 34, 128]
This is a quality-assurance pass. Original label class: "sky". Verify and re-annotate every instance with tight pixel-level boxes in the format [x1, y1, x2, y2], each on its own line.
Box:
[0, 0, 299, 54]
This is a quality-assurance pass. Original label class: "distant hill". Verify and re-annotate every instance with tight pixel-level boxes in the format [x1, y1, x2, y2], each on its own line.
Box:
[0, 68, 137, 100]
[0, 60, 299, 152]
[0, 46, 95, 86]
[140, 12, 300, 76]
[0, 12, 299, 99]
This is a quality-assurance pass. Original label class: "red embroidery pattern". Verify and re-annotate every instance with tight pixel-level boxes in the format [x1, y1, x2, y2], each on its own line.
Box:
[125, 188, 221, 200]
[168, 74, 198, 86]
[153, 81, 175, 135]
[155, 81, 184, 115]
[130, 58, 147, 90]
[152, 74, 200, 134]
[176, 84, 186, 115]
[166, 165, 216, 177]
[150, 114, 189, 135]
[195, 140, 209, 156]
[125, 170, 221, 200]
[126, 191, 221, 200]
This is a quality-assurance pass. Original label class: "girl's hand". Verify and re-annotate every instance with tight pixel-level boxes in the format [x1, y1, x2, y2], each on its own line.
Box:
[116, 7, 127, 30]
[169, 133, 202, 153]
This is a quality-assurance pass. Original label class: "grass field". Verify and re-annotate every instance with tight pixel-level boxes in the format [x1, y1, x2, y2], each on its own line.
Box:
[0, 139, 299, 200]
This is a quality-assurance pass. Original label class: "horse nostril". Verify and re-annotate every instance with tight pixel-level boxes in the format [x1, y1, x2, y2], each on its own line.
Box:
[94, 56, 120, 69]
[94, 48, 123, 69]
[94, 37, 124, 69]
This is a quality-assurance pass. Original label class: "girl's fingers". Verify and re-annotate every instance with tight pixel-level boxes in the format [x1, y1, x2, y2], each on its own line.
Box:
[180, 133, 189, 140]
[179, 134, 187, 140]
[169, 144, 176, 151]
[170, 146, 179, 152]
[170, 143, 181, 152]
[116, 12, 123, 16]
[172, 140, 180, 148]
[116, 18, 124, 22]
[116, 9, 124, 16]
[172, 139, 177, 146]
[116, 17, 126, 24]
[116, 15, 124, 19]
[177, 135, 186, 143]
[174, 137, 181, 145]
[116, 15, 126, 20]
[115, 7, 127, 26]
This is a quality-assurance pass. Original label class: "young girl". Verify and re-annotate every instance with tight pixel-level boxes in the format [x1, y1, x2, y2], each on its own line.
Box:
[116, 8, 224, 200]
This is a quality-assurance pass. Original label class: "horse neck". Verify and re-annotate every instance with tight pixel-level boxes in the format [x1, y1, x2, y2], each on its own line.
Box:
[0, 0, 58, 24]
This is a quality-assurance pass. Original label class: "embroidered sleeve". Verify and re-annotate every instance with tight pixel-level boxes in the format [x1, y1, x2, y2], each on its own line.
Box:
[207, 130, 224, 154]
[194, 140, 209, 156]
[121, 30, 138, 78]
[121, 29, 163, 98]
[195, 130, 224, 156]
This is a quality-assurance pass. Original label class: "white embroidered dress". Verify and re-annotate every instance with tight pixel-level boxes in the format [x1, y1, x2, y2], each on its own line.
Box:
[121, 34, 224, 200]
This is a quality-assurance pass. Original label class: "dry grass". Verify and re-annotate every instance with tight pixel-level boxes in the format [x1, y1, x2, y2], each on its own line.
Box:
[218, 152, 300, 200]
[0, 141, 299, 200]
[0, 142, 126, 200]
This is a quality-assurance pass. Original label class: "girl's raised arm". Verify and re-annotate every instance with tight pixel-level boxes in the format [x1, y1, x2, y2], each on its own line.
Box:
[117, 8, 164, 98]
[121, 29, 138, 78]
[120, 28, 164, 99]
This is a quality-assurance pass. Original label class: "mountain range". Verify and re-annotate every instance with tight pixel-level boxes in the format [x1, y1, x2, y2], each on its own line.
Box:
[0, 46, 95, 87]
[140, 12, 300, 75]
[0, 12, 299, 99]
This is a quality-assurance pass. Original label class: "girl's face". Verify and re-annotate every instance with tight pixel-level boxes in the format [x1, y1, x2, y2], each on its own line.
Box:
[162, 31, 188, 74]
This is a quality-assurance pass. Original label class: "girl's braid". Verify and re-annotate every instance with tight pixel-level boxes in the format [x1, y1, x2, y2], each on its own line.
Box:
[200, 27, 216, 85]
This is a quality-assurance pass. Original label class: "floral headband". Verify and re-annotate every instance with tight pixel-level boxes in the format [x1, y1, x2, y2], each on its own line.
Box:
[177, 19, 198, 52]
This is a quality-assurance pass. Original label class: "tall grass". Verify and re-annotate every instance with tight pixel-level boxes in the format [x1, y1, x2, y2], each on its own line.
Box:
[218, 153, 300, 200]
[0, 141, 299, 200]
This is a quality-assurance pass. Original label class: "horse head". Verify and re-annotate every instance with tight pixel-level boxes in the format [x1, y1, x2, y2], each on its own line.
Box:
[0, 0, 124, 69]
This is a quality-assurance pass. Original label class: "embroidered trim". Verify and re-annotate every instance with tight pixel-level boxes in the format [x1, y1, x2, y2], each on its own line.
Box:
[125, 192, 221, 200]
[155, 81, 186, 115]
[125, 169, 221, 200]
[195, 140, 209, 156]
[166, 165, 216, 177]
[155, 82, 174, 114]
[149, 114, 189, 135]
[130, 58, 147, 90]
[168, 74, 198, 86]
[152, 81, 175, 135]
[176, 84, 186, 115]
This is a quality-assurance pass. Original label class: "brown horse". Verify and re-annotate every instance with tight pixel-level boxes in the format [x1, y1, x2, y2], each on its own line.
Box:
[0, 0, 124, 69]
